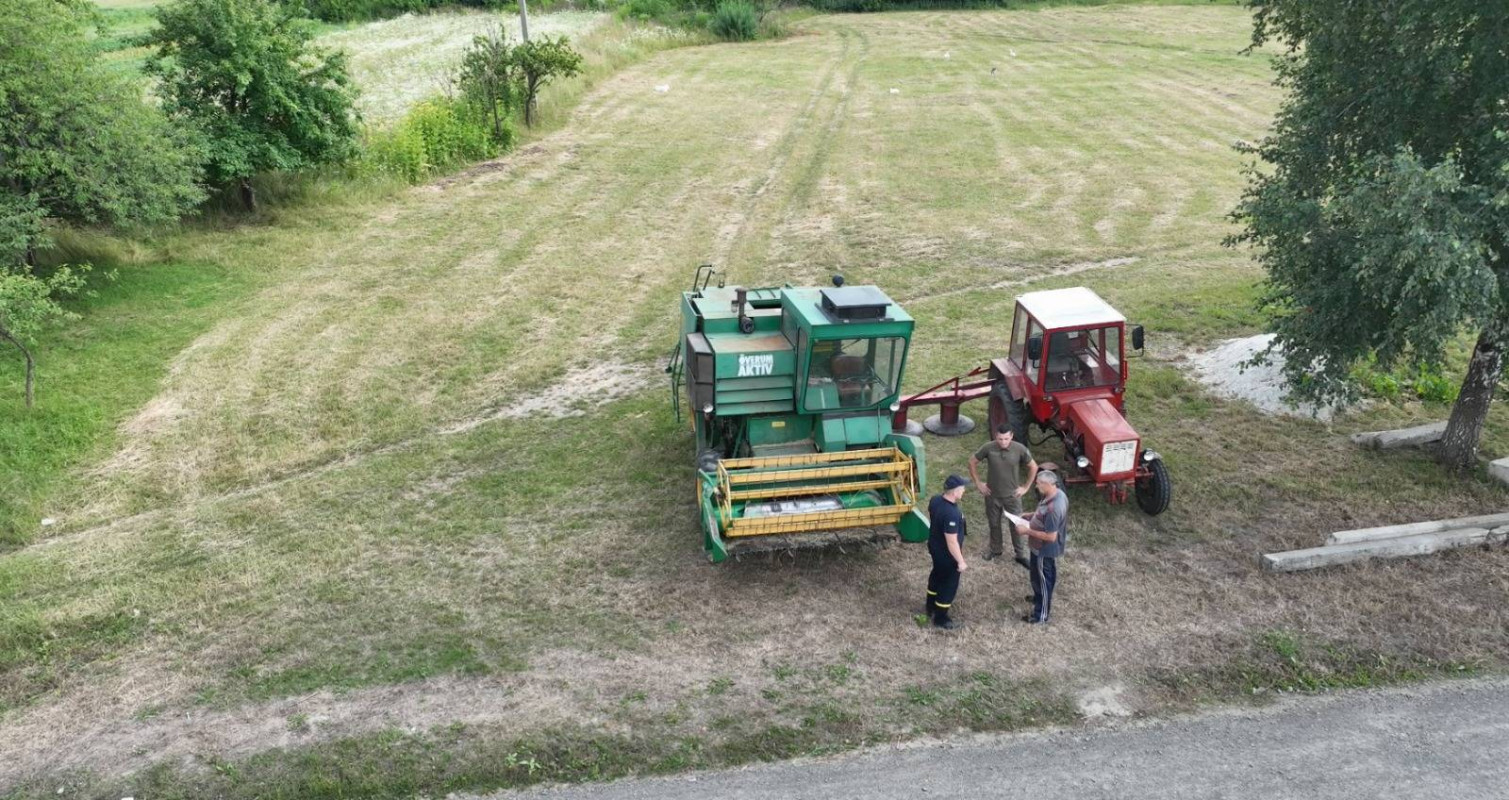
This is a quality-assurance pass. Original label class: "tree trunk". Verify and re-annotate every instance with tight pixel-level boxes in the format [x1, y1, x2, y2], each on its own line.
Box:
[0, 329, 34, 409]
[1439, 319, 1507, 471]
[240, 177, 257, 213]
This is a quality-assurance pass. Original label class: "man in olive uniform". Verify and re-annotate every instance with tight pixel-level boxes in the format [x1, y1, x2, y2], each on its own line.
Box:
[923, 474, 970, 630]
[968, 425, 1038, 568]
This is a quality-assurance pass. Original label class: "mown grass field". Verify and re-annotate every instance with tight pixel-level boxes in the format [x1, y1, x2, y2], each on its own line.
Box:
[3, 3, 1508, 797]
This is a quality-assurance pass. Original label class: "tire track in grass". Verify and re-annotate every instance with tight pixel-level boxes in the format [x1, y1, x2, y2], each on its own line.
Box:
[700, 25, 858, 274]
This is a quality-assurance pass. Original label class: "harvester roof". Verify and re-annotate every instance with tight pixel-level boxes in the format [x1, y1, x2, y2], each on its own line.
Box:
[1017, 287, 1125, 329]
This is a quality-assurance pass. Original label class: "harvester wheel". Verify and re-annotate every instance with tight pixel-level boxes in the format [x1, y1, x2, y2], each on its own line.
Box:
[1135, 457, 1172, 516]
[991, 383, 1029, 441]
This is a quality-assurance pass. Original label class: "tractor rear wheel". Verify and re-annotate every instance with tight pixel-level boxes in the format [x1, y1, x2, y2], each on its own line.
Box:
[991, 383, 1029, 440]
[1135, 457, 1172, 515]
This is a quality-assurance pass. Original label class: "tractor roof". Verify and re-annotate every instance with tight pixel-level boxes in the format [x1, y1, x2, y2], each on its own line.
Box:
[1017, 287, 1125, 329]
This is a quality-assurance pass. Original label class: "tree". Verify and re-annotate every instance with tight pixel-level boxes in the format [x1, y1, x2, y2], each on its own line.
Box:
[1231, 0, 1509, 470]
[511, 36, 583, 128]
[0, 265, 89, 408]
[457, 27, 519, 146]
[0, 0, 203, 264]
[145, 0, 360, 211]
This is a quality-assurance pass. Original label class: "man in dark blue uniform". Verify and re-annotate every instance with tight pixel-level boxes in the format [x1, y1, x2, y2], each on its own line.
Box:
[923, 474, 971, 630]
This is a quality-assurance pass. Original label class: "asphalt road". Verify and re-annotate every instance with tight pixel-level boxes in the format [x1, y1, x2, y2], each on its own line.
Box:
[482, 679, 1509, 800]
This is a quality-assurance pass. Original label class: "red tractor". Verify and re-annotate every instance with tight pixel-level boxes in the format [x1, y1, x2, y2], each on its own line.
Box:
[895, 287, 1171, 515]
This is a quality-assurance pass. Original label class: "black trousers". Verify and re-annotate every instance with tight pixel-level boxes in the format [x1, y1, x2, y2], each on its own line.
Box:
[927, 538, 961, 613]
[1029, 553, 1057, 622]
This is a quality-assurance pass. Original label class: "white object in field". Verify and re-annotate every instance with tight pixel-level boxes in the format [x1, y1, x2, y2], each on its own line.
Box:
[654, 84, 670, 93]
[889, 88, 900, 94]
[944, 51, 951, 59]
[1328, 512, 1509, 546]
[742, 496, 844, 519]
[1262, 526, 1509, 572]
[40, 517, 55, 527]
[1010, 49, 1017, 57]
[1491, 457, 1509, 488]
[1350, 421, 1447, 450]
[1190, 334, 1340, 420]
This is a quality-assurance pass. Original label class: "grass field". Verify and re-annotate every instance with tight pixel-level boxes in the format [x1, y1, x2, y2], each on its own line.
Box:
[3, 4, 1508, 797]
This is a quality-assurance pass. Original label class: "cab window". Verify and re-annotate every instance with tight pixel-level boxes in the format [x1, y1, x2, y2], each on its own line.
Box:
[1044, 326, 1122, 391]
[1024, 320, 1043, 385]
[1010, 308, 1028, 366]
[804, 337, 906, 411]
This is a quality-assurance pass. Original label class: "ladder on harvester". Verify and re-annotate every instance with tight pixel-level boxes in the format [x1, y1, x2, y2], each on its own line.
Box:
[667, 264, 723, 425]
[666, 339, 684, 424]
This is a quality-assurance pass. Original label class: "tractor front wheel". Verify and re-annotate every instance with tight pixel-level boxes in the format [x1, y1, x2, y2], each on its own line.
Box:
[1135, 457, 1171, 515]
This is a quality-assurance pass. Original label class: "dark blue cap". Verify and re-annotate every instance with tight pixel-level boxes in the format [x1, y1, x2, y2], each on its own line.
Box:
[943, 474, 969, 491]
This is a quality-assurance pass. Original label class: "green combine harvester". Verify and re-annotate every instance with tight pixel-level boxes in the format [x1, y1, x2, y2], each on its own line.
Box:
[669, 267, 929, 562]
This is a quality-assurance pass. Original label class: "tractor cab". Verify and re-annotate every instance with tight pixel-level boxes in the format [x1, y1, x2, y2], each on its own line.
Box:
[1006, 287, 1143, 418]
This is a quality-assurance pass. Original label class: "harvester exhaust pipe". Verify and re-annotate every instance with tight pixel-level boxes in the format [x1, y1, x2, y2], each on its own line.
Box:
[733, 287, 755, 334]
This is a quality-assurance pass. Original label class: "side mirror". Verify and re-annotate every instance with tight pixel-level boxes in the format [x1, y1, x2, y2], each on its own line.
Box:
[1027, 335, 1043, 362]
[1131, 325, 1145, 351]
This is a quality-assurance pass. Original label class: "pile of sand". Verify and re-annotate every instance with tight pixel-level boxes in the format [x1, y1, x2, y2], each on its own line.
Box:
[1190, 334, 1342, 421]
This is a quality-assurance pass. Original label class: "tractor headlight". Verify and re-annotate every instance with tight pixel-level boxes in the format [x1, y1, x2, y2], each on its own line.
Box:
[702, 403, 714, 415]
[889, 402, 901, 413]
[1142, 450, 1160, 462]
[1075, 455, 1090, 470]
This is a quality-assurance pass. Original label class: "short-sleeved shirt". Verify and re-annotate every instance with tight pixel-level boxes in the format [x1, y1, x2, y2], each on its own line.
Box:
[928, 494, 966, 546]
[974, 440, 1033, 497]
[1030, 490, 1069, 558]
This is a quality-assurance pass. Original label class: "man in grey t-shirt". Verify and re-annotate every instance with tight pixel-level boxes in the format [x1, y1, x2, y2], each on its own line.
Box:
[1013, 470, 1068, 624]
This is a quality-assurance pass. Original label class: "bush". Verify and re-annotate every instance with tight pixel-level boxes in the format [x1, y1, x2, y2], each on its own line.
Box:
[710, 0, 758, 41]
[294, 0, 506, 23]
[363, 98, 506, 183]
[620, 0, 675, 21]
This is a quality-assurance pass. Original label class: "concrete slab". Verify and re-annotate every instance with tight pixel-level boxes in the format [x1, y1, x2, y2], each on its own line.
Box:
[1328, 512, 1509, 545]
[1490, 457, 1509, 487]
[1263, 526, 1508, 573]
[1350, 421, 1447, 450]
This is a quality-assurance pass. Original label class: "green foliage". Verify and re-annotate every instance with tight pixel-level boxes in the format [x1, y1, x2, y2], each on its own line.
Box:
[0, 265, 92, 408]
[1230, 1, 1509, 405]
[0, 196, 46, 268]
[0, 0, 203, 257]
[620, 0, 677, 21]
[295, 0, 505, 23]
[710, 0, 759, 41]
[364, 98, 502, 184]
[0, 268, 88, 354]
[512, 36, 584, 127]
[457, 27, 522, 145]
[1352, 359, 1463, 405]
[145, 0, 361, 207]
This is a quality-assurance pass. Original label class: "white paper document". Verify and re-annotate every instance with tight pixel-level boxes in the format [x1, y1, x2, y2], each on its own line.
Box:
[1003, 511, 1031, 529]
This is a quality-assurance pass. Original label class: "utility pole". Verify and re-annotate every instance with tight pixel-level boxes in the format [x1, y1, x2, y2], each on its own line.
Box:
[519, 0, 530, 42]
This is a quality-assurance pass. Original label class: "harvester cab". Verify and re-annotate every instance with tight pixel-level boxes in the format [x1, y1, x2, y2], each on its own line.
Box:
[988, 287, 1171, 514]
[669, 272, 930, 562]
